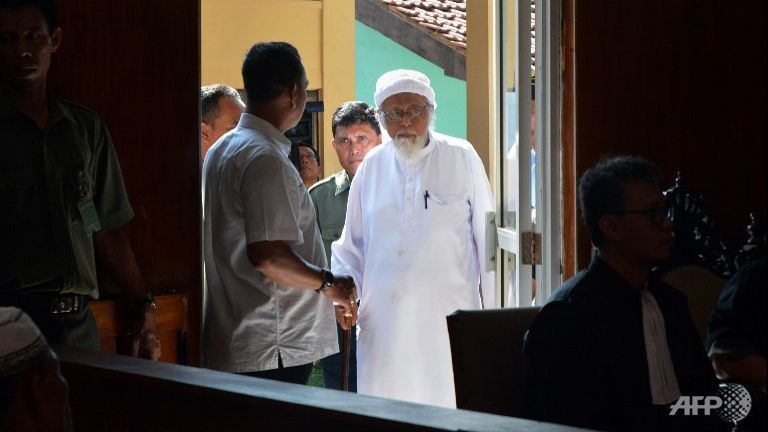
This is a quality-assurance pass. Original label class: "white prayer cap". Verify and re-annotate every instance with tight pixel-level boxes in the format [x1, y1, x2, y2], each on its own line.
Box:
[0, 307, 50, 377]
[374, 69, 436, 109]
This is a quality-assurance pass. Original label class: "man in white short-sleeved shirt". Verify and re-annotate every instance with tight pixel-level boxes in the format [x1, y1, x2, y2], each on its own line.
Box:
[202, 42, 357, 384]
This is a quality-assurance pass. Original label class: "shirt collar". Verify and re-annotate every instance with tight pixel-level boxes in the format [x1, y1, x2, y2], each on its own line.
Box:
[334, 170, 351, 196]
[0, 89, 76, 126]
[47, 95, 78, 126]
[589, 253, 646, 300]
[0, 88, 14, 119]
[239, 113, 292, 157]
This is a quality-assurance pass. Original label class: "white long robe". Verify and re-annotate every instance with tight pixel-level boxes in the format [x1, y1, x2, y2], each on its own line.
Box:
[331, 131, 495, 408]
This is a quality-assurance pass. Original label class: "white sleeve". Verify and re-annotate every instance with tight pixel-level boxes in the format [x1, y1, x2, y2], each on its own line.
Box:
[331, 161, 367, 298]
[468, 148, 497, 308]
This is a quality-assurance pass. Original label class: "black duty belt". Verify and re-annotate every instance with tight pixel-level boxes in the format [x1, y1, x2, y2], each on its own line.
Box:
[0, 280, 88, 315]
[1, 292, 88, 314]
[47, 293, 88, 314]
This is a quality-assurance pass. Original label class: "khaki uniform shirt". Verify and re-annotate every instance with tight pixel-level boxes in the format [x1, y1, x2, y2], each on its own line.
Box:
[308, 170, 351, 261]
[0, 91, 134, 298]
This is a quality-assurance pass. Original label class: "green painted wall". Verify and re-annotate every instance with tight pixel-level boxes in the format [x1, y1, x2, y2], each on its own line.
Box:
[355, 21, 467, 139]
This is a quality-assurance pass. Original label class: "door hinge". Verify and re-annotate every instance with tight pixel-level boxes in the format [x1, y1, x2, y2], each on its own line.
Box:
[485, 211, 497, 272]
[521, 231, 542, 265]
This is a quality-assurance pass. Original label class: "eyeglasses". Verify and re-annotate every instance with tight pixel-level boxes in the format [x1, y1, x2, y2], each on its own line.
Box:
[606, 203, 672, 226]
[300, 155, 318, 163]
[335, 133, 372, 147]
[377, 105, 432, 123]
[298, 149, 318, 163]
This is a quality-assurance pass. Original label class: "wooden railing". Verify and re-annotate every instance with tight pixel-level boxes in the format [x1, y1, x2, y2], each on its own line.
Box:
[57, 347, 589, 432]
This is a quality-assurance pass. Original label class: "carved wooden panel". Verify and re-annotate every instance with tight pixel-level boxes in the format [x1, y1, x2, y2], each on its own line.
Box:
[663, 173, 766, 279]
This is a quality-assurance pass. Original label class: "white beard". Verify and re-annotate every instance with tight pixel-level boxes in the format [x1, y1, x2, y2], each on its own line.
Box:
[394, 130, 429, 160]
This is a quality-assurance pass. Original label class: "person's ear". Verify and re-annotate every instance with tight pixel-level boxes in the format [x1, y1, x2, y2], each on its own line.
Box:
[331, 139, 338, 152]
[598, 215, 621, 242]
[201, 122, 212, 144]
[50, 27, 63, 53]
[288, 83, 299, 109]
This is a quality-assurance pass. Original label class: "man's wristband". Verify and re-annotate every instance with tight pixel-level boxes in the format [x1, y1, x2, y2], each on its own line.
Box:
[132, 292, 157, 312]
[316, 269, 334, 293]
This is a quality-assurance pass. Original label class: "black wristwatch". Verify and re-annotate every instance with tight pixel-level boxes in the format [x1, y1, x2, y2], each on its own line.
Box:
[132, 292, 157, 312]
[316, 269, 334, 293]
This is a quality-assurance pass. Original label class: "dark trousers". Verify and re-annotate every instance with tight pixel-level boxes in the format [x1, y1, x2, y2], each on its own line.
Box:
[33, 306, 99, 350]
[242, 354, 313, 385]
[320, 324, 357, 391]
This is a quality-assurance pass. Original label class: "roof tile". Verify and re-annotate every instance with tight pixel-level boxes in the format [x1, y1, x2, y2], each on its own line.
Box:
[378, 0, 535, 72]
[381, 0, 468, 53]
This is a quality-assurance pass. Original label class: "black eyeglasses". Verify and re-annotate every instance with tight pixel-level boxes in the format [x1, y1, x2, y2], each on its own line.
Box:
[605, 203, 672, 226]
[376, 105, 432, 123]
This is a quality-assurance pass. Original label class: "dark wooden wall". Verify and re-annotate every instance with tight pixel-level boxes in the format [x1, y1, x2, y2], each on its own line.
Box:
[48, 0, 202, 363]
[574, 0, 766, 268]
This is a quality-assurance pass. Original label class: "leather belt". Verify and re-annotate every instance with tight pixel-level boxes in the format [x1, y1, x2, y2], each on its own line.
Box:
[0, 290, 88, 315]
[47, 293, 86, 314]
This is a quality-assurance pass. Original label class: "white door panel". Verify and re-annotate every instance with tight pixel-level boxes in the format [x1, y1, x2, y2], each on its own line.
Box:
[494, 0, 561, 307]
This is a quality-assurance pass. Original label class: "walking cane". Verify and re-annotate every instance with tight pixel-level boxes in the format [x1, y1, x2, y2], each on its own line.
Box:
[341, 317, 352, 391]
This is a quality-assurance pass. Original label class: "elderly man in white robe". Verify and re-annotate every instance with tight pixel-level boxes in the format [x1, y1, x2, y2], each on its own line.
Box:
[331, 69, 495, 408]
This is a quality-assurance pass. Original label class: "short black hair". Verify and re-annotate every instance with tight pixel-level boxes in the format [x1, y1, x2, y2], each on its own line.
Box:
[577, 155, 661, 248]
[201, 84, 242, 124]
[0, 0, 57, 30]
[298, 143, 319, 163]
[289, 142, 319, 171]
[331, 101, 381, 137]
[241, 41, 305, 104]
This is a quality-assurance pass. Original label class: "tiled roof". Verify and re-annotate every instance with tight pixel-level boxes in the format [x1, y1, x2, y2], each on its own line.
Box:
[378, 0, 536, 77]
[380, 0, 468, 51]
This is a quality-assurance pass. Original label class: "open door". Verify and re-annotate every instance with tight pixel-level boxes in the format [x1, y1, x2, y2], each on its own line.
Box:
[495, 0, 562, 307]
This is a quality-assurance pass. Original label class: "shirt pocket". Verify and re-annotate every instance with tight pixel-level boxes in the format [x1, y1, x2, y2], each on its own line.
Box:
[427, 192, 464, 207]
[425, 193, 470, 229]
[0, 170, 33, 191]
[0, 170, 34, 223]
